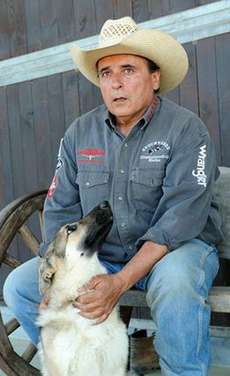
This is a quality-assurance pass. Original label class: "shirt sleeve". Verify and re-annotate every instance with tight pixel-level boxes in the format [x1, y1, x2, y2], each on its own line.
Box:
[39, 124, 82, 256]
[135, 120, 219, 251]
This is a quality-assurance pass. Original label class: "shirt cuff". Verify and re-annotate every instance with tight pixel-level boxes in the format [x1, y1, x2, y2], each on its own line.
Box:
[135, 226, 182, 252]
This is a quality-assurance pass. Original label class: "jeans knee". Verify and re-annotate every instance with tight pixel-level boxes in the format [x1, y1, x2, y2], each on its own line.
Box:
[146, 260, 199, 313]
[3, 256, 40, 309]
[3, 271, 16, 308]
[3, 268, 25, 309]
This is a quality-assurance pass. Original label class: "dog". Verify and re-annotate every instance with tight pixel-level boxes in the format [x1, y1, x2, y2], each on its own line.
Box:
[37, 201, 129, 376]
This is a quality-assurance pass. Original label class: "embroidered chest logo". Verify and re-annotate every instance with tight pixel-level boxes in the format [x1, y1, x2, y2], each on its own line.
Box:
[192, 145, 207, 187]
[77, 148, 106, 163]
[141, 141, 170, 163]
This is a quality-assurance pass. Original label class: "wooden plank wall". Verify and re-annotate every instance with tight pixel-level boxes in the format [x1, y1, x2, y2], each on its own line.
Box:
[0, 0, 230, 283]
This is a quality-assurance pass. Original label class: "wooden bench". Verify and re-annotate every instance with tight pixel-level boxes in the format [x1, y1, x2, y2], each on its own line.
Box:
[0, 166, 229, 376]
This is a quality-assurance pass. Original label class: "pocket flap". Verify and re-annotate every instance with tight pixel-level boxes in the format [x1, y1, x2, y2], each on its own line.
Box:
[130, 168, 164, 187]
[76, 171, 109, 188]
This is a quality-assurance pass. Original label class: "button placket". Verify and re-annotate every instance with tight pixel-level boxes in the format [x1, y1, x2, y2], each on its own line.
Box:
[114, 130, 139, 251]
[115, 141, 129, 239]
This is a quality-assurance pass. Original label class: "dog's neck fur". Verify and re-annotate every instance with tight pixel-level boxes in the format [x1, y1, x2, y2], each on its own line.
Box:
[46, 253, 106, 311]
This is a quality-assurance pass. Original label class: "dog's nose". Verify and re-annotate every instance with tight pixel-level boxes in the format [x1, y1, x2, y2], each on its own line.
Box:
[99, 201, 109, 209]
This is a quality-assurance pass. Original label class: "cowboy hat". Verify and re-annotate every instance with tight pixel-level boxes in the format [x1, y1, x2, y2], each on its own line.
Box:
[70, 16, 188, 94]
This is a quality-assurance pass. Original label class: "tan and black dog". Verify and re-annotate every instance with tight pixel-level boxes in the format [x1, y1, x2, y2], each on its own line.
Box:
[37, 201, 129, 376]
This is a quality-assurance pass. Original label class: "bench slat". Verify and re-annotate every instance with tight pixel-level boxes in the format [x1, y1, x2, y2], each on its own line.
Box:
[119, 286, 230, 313]
[209, 286, 230, 313]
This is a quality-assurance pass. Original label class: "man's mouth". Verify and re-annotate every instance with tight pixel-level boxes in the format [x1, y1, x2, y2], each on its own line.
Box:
[113, 97, 127, 103]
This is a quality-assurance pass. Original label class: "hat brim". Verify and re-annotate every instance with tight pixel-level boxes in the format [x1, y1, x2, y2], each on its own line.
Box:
[70, 29, 188, 94]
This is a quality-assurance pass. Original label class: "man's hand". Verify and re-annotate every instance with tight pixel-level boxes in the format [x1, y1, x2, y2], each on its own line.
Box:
[73, 241, 168, 325]
[73, 273, 126, 325]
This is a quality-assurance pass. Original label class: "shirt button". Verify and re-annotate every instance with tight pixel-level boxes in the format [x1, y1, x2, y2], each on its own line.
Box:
[118, 196, 123, 201]
[86, 182, 90, 186]
[128, 246, 133, 250]
[120, 169, 125, 174]
[124, 143, 128, 147]
[121, 223, 125, 227]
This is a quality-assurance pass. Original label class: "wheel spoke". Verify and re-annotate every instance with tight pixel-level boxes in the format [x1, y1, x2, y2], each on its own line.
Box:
[0, 311, 13, 356]
[5, 318, 20, 335]
[22, 343, 38, 363]
[3, 254, 21, 269]
[39, 209, 45, 242]
[18, 225, 40, 255]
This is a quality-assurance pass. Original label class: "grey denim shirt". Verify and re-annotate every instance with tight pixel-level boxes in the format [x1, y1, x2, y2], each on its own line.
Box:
[39, 96, 223, 262]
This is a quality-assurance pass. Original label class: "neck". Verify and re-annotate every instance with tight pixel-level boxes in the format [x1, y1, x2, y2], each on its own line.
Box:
[115, 111, 144, 137]
[114, 97, 156, 136]
[116, 122, 135, 137]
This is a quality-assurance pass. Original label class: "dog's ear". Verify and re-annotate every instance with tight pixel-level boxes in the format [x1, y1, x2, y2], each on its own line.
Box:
[38, 256, 56, 296]
[38, 226, 68, 295]
[52, 229, 68, 258]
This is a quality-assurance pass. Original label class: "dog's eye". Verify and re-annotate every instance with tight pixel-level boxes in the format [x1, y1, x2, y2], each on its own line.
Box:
[66, 224, 77, 235]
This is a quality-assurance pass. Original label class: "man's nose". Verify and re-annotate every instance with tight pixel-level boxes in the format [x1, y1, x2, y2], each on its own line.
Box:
[111, 72, 123, 89]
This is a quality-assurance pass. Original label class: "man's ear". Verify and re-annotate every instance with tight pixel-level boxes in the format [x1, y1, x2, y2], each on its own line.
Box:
[38, 256, 56, 296]
[152, 69, 161, 92]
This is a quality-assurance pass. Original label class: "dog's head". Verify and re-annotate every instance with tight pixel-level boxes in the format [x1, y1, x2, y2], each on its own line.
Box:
[39, 201, 113, 296]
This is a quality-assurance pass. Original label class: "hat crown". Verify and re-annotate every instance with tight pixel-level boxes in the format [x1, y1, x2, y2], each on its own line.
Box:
[99, 17, 139, 47]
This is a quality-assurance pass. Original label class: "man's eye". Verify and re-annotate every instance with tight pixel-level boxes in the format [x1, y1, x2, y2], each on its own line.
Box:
[101, 71, 111, 78]
[124, 68, 133, 74]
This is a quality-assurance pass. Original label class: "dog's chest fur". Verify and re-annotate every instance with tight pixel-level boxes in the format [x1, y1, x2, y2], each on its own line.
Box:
[37, 255, 129, 376]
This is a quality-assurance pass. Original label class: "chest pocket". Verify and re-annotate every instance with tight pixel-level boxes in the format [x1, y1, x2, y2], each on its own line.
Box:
[76, 170, 110, 214]
[130, 168, 164, 213]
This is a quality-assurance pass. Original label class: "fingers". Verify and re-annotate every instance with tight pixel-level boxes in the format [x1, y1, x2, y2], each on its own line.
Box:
[73, 298, 110, 318]
[95, 313, 109, 325]
[73, 274, 121, 322]
[73, 298, 111, 316]
[77, 305, 111, 324]
[73, 289, 113, 322]
[77, 290, 97, 304]
[73, 301, 98, 312]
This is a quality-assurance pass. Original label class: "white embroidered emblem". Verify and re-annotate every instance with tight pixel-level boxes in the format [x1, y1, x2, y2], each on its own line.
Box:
[192, 145, 207, 187]
[141, 141, 170, 163]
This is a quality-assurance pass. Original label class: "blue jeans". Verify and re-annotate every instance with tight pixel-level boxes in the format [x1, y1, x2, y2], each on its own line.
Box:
[3, 239, 219, 375]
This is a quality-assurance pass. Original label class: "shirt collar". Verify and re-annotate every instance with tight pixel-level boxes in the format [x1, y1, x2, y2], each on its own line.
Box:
[141, 96, 159, 129]
[104, 96, 159, 131]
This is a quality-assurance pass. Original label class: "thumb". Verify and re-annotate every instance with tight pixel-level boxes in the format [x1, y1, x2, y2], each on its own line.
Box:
[94, 313, 108, 325]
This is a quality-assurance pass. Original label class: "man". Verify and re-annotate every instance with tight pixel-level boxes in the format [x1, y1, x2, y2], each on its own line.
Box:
[4, 17, 222, 375]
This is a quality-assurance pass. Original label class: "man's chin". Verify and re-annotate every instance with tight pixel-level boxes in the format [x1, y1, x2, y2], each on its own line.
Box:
[109, 104, 132, 118]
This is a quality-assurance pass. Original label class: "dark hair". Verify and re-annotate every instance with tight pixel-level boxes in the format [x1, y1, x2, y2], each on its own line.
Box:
[144, 57, 160, 93]
[144, 57, 160, 73]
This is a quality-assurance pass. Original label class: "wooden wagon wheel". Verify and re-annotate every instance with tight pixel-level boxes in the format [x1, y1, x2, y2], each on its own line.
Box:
[0, 190, 47, 376]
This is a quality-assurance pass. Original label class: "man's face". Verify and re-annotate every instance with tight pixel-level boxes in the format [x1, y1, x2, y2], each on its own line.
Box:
[97, 54, 161, 125]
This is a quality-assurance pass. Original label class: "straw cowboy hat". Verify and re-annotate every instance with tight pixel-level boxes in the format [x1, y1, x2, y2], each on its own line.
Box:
[70, 16, 188, 94]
